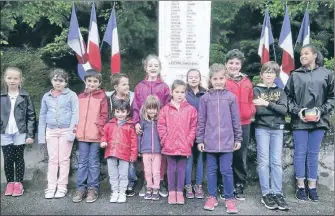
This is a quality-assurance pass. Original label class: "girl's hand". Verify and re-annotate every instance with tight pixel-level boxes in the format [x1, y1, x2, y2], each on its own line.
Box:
[314, 108, 321, 122]
[198, 143, 205, 152]
[26, 138, 34, 144]
[135, 123, 143, 135]
[253, 97, 269, 107]
[234, 142, 241, 151]
[298, 108, 307, 122]
[100, 142, 107, 148]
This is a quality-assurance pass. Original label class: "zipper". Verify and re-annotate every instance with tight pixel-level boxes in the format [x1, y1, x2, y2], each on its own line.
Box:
[113, 125, 120, 156]
[83, 92, 91, 139]
[217, 91, 221, 151]
[151, 121, 154, 153]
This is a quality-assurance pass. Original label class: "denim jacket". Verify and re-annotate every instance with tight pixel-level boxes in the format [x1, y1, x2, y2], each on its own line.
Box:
[38, 88, 79, 144]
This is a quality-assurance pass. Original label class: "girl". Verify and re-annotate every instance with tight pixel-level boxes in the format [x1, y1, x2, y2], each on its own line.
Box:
[184, 69, 207, 199]
[253, 61, 289, 210]
[224, 49, 255, 200]
[133, 54, 171, 197]
[284, 44, 334, 202]
[157, 80, 197, 205]
[106, 73, 137, 197]
[197, 64, 242, 213]
[38, 68, 79, 199]
[72, 69, 108, 203]
[100, 100, 138, 203]
[1, 67, 36, 197]
[138, 95, 161, 200]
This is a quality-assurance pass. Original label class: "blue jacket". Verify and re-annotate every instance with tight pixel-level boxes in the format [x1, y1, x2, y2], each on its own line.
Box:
[185, 86, 207, 111]
[38, 88, 79, 144]
[138, 119, 161, 154]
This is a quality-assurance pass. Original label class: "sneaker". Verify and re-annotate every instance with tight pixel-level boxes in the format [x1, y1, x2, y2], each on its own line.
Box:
[273, 193, 289, 210]
[117, 192, 127, 203]
[159, 180, 168, 197]
[86, 189, 98, 203]
[45, 188, 56, 199]
[110, 192, 119, 203]
[168, 191, 177, 204]
[5, 182, 15, 196]
[204, 196, 218, 211]
[54, 188, 67, 198]
[176, 191, 185, 204]
[72, 190, 86, 203]
[139, 182, 147, 197]
[261, 194, 278, 210]
[218, 184, 224, 200]
[126, 186, 135, 197]
[144, 188, 152, 200]
[307, 188, 319, 202]
[225, 199, 238, 214]
[12, 182, 24, 197]
[193, 184, 204, 199]
[234, 184, 245, 200]
[295, 187, 307, 201]
[185, 184, 194, 199]
[151, 189, 160, 200]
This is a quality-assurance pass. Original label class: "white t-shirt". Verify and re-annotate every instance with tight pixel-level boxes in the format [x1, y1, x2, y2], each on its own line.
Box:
[5, 93, 19, 134]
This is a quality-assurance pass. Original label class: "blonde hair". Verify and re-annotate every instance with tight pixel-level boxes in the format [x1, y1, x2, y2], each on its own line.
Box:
[2, 67, 24, 90]
[140, 95, 161, 121]
[208, 63, 228, 89]
[143, 54, 162, 80]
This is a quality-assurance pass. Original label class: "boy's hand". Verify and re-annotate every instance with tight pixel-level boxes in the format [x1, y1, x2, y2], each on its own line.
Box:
[26, 138, 34, 144]
[100, 142, 107, 148]
[198, 143, 205, 152]
[234, 142, 241, 151]
[253, 97, 269, 107]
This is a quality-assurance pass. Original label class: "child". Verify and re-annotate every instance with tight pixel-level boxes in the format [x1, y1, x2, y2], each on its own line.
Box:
[197, 64, 242, 213]
[101, 99, 138, 203]
[138, 95, 161, 200]
[38, 68, 79, 199]
[224, 49, 255, 200]
[105, 73, 137, 197]
[284, 44, 334, 202]
[253, 61, 289, 210]
[157, 80, 197, 205]
[133, 54, 171, 197]
[72, 70, 108, 203]
[184, 69, 207, 199]
[1, 67, 36, 196]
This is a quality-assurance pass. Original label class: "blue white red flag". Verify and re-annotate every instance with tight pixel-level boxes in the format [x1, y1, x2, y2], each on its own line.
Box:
[258, 8, 274, 64]
[296, 9, 310, 46]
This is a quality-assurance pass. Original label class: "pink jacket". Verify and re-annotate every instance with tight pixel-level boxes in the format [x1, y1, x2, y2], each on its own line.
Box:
[157, 100, 197, 156]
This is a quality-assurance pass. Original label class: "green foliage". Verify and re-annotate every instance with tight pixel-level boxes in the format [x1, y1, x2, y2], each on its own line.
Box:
[324, 57, 334, 71]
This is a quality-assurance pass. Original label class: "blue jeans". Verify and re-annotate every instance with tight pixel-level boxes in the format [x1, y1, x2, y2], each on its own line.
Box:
[207, 152, 234, 199]
[185, 145, 204, 185]
[127, 162, 138, 188]
[76, 142, 101, 191]
[293, 129, 325, 181]
[255, 127, 283, 195]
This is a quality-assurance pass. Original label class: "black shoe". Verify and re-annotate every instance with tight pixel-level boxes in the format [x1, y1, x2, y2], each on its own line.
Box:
[295, 187, 307, 201]
[218, 184, 225, 200]
[307, 188, 319, 202]
[126, 186, 135, 197]
[261, 194, 278, 210]
[234, 184, 245, 200]
[159, 180, 168, 197]
[273, 194, 289, 211]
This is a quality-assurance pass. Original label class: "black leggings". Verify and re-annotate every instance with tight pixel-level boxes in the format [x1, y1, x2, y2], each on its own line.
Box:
[1, 145, 25, 182]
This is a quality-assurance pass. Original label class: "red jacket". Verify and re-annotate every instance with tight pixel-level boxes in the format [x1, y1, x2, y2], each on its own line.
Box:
[157, 100, 197, 156]
[225, 76, 255, 125]
[101, 118, 138, 162]
[76, 89, 108, 142]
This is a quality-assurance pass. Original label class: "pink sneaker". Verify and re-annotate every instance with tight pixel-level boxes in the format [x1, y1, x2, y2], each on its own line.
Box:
[204, 196, 218, 211]
[12, 182, 24, 197]
[5, 182, 15, 196]
[176, 191, 185, 204]
[226, 199, 238, 214]
[168, 191, 177, 204]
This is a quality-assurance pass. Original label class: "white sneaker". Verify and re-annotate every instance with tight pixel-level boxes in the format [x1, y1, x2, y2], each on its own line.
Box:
[45, 189, 56, 199]
[54, 188, 67, 198]
[110, 192, 119, 203]
[117, 193, 127, 203]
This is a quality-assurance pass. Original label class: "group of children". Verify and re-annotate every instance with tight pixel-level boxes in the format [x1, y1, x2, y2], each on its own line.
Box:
[1, 44, 334, 214]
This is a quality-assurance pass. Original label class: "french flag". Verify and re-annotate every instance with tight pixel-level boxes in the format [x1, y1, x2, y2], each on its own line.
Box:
[296, 9, 310, 46]
[258, 8, 274, 64]
[102, 7, 121, 74]
[276, 5, 295, 89]
[67, 3, 88, 65]
[87, 2, 102, 72]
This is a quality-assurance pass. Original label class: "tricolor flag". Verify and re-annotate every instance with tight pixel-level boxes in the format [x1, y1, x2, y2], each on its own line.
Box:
[87, 2, 102, 72]
[102, 7, 121, 74]
[67, 3, 88, 65]
[258, 8, 274, 64]
[296, 9, 310, 46]
[276, 5, 295, 89]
